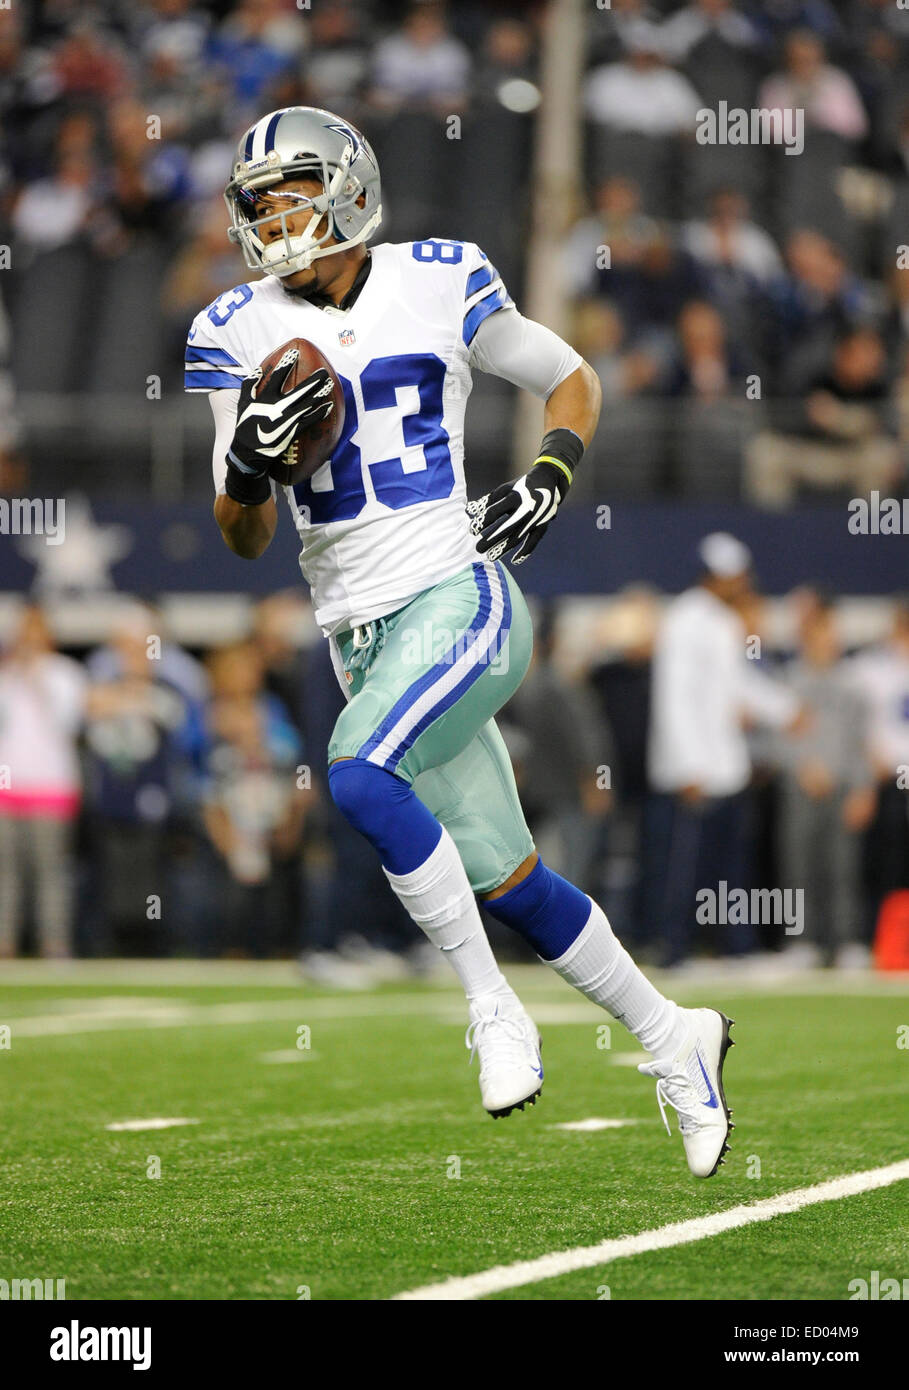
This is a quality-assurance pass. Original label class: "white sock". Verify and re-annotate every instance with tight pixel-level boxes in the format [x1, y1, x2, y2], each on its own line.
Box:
[545, 898, 687, 1057]
[383, 827, 510, 1002]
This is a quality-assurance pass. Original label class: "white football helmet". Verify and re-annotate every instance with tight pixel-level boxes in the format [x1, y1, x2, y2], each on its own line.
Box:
[224, 106, 382, 278]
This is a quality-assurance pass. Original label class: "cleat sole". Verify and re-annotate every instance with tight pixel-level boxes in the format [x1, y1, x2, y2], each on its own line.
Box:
[703, 1012, 735, 1178]
[486, 1085, 542, 1120]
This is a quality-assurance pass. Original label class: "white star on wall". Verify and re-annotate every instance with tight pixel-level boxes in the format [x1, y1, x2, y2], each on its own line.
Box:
[17, 494, 133, 594]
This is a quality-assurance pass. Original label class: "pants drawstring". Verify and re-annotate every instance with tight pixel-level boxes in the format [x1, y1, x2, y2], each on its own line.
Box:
[347, 617, 389, 673]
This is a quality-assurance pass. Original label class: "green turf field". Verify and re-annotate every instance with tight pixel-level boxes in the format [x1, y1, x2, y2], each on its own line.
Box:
[1, 963, 907, 1301]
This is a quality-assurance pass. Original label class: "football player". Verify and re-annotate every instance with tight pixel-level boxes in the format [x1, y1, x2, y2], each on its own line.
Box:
[186, 106, 734, 1177]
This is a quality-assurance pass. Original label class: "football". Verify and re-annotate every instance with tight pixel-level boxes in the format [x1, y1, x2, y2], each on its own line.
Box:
[256, 337, 345, 487]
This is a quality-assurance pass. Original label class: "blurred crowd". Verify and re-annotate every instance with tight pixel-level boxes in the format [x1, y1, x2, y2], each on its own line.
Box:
[566, 0, 909, 499]
[4, 0, 909, 499]
[2, 558, 908, 973]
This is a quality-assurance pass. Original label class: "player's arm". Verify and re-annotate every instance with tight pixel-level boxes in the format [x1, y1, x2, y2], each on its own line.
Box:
[543, 358, 601, 449]
[214, 492, 278, 560]
[207, 388, 277, 559]
[210, 358, 333, 560]
[466, 307, 601, 563]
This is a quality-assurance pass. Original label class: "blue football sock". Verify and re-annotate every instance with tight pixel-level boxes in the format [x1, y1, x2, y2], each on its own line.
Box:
[483, 857, 591, 960]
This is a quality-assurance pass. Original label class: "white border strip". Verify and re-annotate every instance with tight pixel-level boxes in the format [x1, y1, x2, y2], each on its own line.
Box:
[392, 1159, 909, 1300]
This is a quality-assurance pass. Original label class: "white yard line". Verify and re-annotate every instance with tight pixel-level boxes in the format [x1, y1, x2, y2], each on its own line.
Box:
[259, 1049, 319, 1064]
[105, 1118, 201, 1132]
[0, 959, 907, 996]
[392, 1159, 909, 1301]
[1, 996, 453, 1037]
[551, 1118, 641, 1132]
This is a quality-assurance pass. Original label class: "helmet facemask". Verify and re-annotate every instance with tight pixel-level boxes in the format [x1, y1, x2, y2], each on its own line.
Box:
[226, 145, 378, 278]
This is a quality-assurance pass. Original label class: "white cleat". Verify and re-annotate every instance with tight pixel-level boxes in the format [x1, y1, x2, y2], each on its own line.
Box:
[465, 995, 543, 1118]
[638, 1007, 735, 1178]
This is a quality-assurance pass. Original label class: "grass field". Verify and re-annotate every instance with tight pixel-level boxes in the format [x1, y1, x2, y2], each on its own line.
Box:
[1, 962, 907, 1301]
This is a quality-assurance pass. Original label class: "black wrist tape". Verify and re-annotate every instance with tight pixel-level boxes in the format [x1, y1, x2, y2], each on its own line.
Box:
[225, 458, 272, 506]
[536, 428, 585, 490]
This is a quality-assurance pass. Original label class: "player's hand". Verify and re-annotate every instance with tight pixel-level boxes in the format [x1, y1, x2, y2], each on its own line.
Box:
[466, 459, 569, 565]
[228, 361, 335, 475]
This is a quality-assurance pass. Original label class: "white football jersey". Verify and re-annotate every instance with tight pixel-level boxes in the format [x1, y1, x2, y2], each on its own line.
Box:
[186, 239, 574, 634]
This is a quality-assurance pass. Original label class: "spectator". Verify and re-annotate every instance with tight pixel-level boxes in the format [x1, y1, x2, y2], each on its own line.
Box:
[573, 299, 663, 404]
[205, 0, 302, 109]
[203, 640, 308, 956]
[746, 326, 899, 506]
[588, 222, 705, 336]
[682, 189, 783, 360]
[848, 599, 909, 919]
[662, 0, 760, 65]
[562, 174, 662, 300]
[643, 533, 805, 965]
[504, 611, 614, 896]
[666, 299, 744, 399]
[474, 18, 537, 106]
[370, 1, 471, 114]
[302, 1, 371, 113]
[162, 196, 247, 342]
[103, 97, 192, 246]
[136, 0, 217, 147]
[682, 188, 783, 288]
[11, 124, 98, 255]
[770, 229, 879, 391]
[0, 606, 86, 958]
[586, 0, 663, 68]
[757, 29, 869, 144]
[745, 0, 844, 51]
[83, 612, 191, 953]
[584, 28, 701, 138]
[47, 17, 130, 106]
[776, 596, 875, 965]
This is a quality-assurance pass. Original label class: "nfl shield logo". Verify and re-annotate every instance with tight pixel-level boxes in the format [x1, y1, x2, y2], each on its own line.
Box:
[338, 328, 356, 346]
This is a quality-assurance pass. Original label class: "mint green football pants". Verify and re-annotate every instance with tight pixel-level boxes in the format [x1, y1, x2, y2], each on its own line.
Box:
[327, 559, 536, 894]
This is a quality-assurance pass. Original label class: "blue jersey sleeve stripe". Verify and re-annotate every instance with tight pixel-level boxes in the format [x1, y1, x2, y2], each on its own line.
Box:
[463, 288, 510, 347]
[465, 265, 495, 299]
[185, 345, 243, 367]
[184, 369, 244, 390]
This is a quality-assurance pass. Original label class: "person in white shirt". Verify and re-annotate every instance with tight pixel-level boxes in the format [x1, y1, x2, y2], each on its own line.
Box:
[644, 533, 805, 964]
[681, 188, 783, 289]
[584, 31, 702, 138]
[0, 606, 86, 958]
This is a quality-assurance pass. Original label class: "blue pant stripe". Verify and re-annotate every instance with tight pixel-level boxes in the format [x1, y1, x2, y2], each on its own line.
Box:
[381, 570, 512, 773]
[355, 562, 500, 767]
